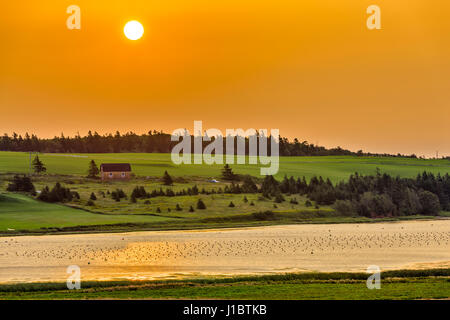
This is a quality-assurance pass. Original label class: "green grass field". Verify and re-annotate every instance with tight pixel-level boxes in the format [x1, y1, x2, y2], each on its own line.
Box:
[1, 269, 448, 300]
[0, 193, 175, 231]
[1, 152, 449, 234]
[1, 151, 449, 182]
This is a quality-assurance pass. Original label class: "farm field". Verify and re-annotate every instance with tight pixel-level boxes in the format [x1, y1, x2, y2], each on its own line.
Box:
[1, 151, 449, 182]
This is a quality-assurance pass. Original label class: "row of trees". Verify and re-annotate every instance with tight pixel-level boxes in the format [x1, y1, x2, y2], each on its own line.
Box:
[0, 130, 421, 157]
[266, 171, 449, 217]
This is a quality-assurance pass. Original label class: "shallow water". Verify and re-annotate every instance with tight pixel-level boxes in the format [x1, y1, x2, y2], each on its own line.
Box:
[0, 220, 449, 283]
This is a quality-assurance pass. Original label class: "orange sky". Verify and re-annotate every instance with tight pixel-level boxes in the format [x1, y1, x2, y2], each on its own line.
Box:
[1, 0, 449, 157]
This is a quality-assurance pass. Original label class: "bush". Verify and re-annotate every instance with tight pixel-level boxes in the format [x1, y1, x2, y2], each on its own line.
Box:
[274, 193, 285, 203]
[243, 196, 248, 203]
[358, 192, 396, 217]
[189, 206, 195, 212]
[333, 200, 356, 216]
[86, 200, 95, 206]
[196, 199, 206, 210]
[6, 175, 36, 194]
[305, 200, 312, 207]
[162, 171, 173, 186]
[156, 207, 161, 213]
[90, 192, 97, 201]
[252, 211, 275, 221]
[250, 201, 255, 206]
[228, 201, 235, 208]
[175, 204, 182, 211]
[111, 189, 127, 202]
[418, 190, 441, 215]
[38, 183, 73, 203]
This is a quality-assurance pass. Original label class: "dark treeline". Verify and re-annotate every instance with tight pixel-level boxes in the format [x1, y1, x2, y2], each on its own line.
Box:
[0, 130, 419, 157]
[270, 171, 449, 217]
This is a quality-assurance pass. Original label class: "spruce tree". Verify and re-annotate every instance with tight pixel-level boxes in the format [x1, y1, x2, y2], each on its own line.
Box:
[32, 155, 46, 174]
[162, 171, 173, 185]
[196, 199, 206, 209]
[87, 160, 100, 178]
[221, 164, 236, 181]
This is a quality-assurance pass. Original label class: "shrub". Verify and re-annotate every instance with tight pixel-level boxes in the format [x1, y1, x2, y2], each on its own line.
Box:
[162, 171, 173, 186]
[228, 201, 235, 208]
[6, 175, 36, 194]
[358, 192, 396, 217]
[175, 204, 182, 211]
[111, 189, 126, 201]
[196, 199, 206, 210]
[189, 206, 195, 212]
[38, 183, 73, 203]
[156, 207, 161, 213]
[86, 200, 95, 206]
[250, 201, 255, 206]
[418, 190, 441, 215]
[274, 193, 285, 203]
[333, 200, 356, 216]
[305, 200, 312, 207]
[243, 196, 248, 203]
[252, 211, 276, 221]
[90, 192, 97, 201]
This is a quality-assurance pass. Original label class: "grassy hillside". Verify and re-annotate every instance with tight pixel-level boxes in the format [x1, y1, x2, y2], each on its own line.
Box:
[1, 152, 449, 234]
[1, 152, 449, 182]
[0, 193, 174, 231]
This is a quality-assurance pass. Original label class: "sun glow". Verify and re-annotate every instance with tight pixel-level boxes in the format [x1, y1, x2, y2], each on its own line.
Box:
[124, 20, 144, 40]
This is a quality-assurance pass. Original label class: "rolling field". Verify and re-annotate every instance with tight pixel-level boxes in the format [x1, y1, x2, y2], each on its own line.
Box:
[1, 152, 449, 182]
[0, 193, 175, 231]
[1, 152, 449, 234]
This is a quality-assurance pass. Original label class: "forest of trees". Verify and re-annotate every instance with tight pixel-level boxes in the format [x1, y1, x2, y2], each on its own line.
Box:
[0, 130, 420, 157]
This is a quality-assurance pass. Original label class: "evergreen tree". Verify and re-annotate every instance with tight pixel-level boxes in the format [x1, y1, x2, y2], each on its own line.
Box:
[6, 175, 35, 194]
[87, 160, 100, 178]
[228, 201, 235, 208]
[162, 171, 173, 185]
[189, 205, 195, 212]
[32, 155, 46, 174]
[90, 192, 97, 201]
[196, 199, 207, 209]
[221, 164, 236, 181]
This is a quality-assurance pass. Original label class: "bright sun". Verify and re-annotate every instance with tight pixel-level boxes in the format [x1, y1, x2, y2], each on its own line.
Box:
[124, 20, 144, 40]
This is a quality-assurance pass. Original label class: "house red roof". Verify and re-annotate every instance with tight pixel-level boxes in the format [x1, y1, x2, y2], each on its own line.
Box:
[100, 163, 131, 172]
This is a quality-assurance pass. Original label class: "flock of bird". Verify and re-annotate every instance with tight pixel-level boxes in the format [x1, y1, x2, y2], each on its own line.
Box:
[1, 223, 448, 269]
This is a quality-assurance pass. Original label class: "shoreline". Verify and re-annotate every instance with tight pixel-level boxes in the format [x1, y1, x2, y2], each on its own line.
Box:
[1, 215, 447, 238]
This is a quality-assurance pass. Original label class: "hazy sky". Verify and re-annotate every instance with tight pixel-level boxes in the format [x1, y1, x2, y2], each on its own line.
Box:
[1, 0, 449, 157]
